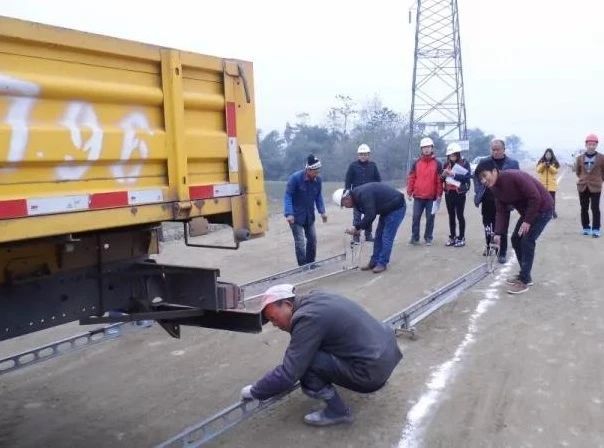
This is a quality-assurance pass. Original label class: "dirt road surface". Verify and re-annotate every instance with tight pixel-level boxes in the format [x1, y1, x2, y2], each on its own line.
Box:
[1, 168, 603, 448]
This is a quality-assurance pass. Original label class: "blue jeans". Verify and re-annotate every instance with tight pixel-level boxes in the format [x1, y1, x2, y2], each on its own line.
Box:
[371, 205, 406, 267]
[353, 208, 373, 237]
[290, 221, 317, 266]
[411, 198, 435, 242]
[511, 211, 552, 284]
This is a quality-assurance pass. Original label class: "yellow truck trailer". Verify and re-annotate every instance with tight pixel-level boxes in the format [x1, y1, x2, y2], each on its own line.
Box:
[0, 16, 268, 340]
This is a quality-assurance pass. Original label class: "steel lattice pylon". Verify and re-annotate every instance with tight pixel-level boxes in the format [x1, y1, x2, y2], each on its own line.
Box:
[407, 0, 467, 172]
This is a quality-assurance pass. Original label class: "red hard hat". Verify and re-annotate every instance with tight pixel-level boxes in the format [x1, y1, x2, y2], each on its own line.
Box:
[585, 133, 599, 143]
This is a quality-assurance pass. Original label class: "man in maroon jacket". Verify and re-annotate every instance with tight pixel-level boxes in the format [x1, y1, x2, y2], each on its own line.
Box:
[475, 160, 553, 294]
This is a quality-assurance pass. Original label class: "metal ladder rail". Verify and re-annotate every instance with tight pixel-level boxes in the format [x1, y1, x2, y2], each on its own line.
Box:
[0, 323, 125, 375]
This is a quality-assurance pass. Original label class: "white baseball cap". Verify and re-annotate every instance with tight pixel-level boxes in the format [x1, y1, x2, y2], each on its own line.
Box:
[260, 284, 295, 312]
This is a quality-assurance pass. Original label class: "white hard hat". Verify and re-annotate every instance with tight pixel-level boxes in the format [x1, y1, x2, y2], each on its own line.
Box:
[420, 137, 434, 148]
[332, 188, 351, 206]
[260, 284, 295, 312]
[446, 142, 462, 156]
[357, 144, 371, 154]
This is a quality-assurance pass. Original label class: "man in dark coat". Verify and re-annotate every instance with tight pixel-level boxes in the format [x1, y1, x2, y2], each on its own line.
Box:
[344, 144, 382, 242]
[473, 138, 519, 263]
[334, 183, 406, 273]
[240, 284, 402, 426]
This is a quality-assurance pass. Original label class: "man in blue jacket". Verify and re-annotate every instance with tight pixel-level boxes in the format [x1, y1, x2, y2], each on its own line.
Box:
[344, 144, 382, 242]
[284, 154, 327, 266]
[240, 284, 402, 426]
[473, 138, 519, 263]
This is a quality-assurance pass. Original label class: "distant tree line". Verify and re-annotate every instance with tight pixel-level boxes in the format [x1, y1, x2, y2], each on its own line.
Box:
[258, 95, 527, 182]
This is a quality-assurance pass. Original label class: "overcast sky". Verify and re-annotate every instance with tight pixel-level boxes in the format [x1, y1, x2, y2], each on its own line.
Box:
[2, 0, 603, 156]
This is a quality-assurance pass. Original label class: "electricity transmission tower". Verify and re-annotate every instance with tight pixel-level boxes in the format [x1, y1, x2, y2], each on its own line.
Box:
[406, 0, 467, 173]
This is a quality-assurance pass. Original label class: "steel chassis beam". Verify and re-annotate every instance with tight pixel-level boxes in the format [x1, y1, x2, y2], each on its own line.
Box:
[0, 246, 360, 376]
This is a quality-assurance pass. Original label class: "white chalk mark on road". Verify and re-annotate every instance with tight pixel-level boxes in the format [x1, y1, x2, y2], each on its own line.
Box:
[361, 276, 382, 289]
[557, 166, 566, 185]
[396, 262, 513, 448]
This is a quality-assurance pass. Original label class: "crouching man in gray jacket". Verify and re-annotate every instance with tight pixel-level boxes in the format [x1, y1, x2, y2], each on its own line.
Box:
[240, 284, 402, 426]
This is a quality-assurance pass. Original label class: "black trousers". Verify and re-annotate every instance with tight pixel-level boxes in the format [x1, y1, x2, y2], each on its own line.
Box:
[481, 198, 508, 257]
[510, 211, 552, 284]
[445, 191, 466, 239]
[579, 188, 601, 230]
[301, 351, 387, 396]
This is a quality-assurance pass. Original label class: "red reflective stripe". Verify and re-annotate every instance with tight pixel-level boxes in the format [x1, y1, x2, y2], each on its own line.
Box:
[90, 191, 129, 209]
[0, 199, 28, 219]
[226, 101, 237, 137]
[189, 185, 214, 200]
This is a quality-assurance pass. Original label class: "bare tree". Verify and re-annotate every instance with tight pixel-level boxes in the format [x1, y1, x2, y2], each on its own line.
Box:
[329, 94, 358, 137]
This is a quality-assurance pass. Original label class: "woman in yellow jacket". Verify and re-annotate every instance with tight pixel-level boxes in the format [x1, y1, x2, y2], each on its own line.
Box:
[536, 148, 560, 218]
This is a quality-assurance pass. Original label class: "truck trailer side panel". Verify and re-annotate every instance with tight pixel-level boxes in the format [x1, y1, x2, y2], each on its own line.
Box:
[0, 16, 267, 244]
[0, 17, 267, 340]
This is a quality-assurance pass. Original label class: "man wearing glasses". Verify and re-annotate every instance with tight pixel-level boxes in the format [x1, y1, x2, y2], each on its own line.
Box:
[284, 154, 328, 266]
[473, 138, 519, 263]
